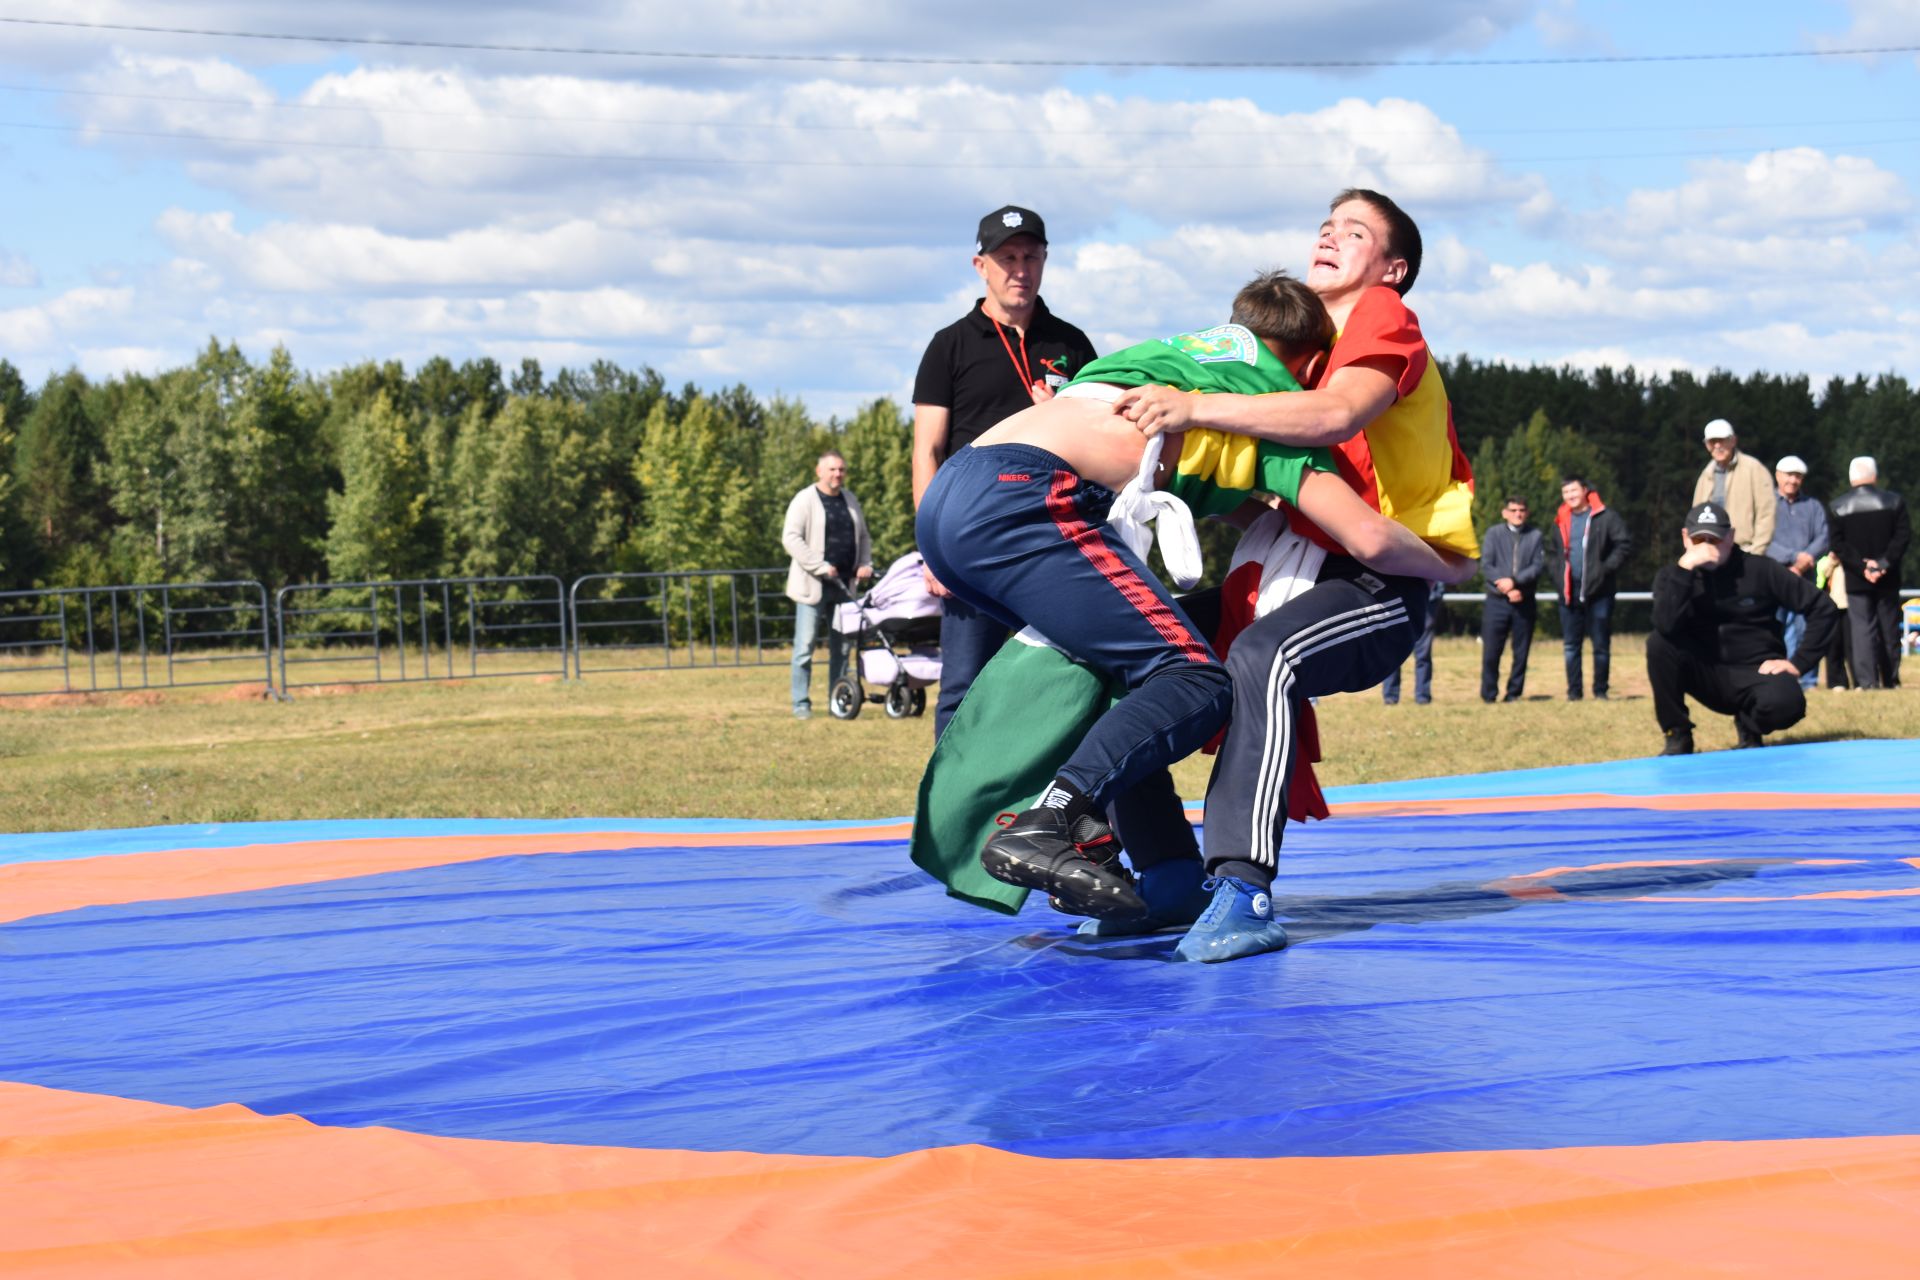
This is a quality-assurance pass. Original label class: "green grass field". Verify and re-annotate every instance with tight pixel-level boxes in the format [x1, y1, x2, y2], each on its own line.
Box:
[1, 634, 1916, 833]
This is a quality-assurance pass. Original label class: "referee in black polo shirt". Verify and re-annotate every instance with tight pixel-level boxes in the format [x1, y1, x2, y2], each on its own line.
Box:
[911, 204, 1098, 738]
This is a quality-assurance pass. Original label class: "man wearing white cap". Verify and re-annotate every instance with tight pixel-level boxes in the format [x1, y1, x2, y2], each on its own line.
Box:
[1767, 455, 1829, 691]
[1691, 419, 1775, 555]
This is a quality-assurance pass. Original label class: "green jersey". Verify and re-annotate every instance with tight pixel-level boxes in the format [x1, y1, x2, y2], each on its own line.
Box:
[1067, 324, 1336, 515]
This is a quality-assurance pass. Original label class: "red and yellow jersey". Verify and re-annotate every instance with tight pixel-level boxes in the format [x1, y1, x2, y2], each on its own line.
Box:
[1293, 287, 1479, 559]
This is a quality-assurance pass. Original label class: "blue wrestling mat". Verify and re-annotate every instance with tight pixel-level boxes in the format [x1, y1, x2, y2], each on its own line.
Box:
[4, 740, 1918, 1161]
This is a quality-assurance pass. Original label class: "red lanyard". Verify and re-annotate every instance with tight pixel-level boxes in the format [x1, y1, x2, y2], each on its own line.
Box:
[990, 317, 1034, 394]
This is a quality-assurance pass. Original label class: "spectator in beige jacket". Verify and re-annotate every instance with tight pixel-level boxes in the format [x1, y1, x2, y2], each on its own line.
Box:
[782, 451, 873, 718]
[1692, 419, 1775, 555]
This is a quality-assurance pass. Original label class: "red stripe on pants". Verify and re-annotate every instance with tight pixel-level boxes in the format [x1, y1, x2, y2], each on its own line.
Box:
[1044, 471, 1210, 662]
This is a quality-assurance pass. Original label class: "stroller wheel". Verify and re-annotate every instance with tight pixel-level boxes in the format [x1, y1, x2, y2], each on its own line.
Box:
[884, 681, 914, 719]
[909, 687, 927, 716]
[829, 678, 862, 720]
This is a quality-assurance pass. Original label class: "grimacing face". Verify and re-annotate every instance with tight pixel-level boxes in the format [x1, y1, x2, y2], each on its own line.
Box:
[1306, 199, 1407, 298]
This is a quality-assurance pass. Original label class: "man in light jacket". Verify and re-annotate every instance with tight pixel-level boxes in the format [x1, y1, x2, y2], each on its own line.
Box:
[1692, 419, 1775, 555]
[783, 451, 872, 718]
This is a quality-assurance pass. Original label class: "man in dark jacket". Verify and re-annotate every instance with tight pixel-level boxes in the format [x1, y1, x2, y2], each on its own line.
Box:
[1829, 455, 1910, 690]
[1479, 494, 1544, 702]
[1649, 501, 1839, 755]
[1545, 476, 1632, 700]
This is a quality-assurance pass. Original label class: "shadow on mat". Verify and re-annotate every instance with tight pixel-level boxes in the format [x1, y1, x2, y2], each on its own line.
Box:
[1011, 858, 1789, 960]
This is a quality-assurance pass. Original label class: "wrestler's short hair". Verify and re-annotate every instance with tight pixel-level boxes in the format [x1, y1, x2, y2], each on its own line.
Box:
[1230, 270, 1334, 353]
[1331, 187, 1422, 295]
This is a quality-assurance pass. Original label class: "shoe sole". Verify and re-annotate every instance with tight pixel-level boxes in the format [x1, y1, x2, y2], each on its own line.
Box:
[981, 846, 1147, 921]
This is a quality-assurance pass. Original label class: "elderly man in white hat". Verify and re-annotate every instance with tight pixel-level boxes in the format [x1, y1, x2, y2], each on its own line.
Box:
[1767, 454, 1830, 690]
[1691, 419, 1775, 555]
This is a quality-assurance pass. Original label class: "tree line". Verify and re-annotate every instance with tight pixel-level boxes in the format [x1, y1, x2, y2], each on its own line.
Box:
[1, 343, 1913, 599]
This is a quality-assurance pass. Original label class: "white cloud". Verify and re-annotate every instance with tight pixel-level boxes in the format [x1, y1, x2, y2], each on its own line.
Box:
[2, 2, 1534, 78]
[5, 9, 1912, 416]
[1819, 0, 1920, 60]
[70, 57, 1546, 239]
[1532, 0, 1614, 52]
[1719, 319, 1920, 379]
[1533, 345, 1703, 382]
[1433, 262, 1720, 325]
[0, 287, 134, 355]
[0, 251, 39, 288]
[75, 345, 176, 379]
[155, 209, 948, 298]
[1607, 149, 1910, 239]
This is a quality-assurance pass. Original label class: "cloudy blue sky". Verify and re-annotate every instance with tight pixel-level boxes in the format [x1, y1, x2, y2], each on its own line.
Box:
[1, 2, 1915, 417]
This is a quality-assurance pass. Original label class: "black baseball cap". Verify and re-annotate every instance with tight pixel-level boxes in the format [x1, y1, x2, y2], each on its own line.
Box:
[1684, 501, 1731, 540]
[975, 205, 1047, 255]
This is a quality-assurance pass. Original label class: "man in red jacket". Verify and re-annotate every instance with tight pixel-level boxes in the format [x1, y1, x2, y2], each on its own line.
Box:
[1546, 476, 1633, 701]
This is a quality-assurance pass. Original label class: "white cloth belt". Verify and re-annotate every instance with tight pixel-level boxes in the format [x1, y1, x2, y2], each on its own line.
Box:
[1229, 506, 1327, 617]
[1107, 433, 1205, 591]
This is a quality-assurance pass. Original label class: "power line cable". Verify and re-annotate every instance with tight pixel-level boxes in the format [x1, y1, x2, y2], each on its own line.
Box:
[1, 15, 1915, 68]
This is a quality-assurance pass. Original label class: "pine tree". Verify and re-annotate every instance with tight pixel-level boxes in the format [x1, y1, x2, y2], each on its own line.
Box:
[326, 392, 435, 582]
[12, 369, 107, 576]
[629, 394, 762, 572]
[445, 393, 620, 582]
[835, 397, 915, 567]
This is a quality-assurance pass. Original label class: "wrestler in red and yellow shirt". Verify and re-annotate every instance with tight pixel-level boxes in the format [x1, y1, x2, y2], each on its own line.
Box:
[1287, 285, 1480, 560]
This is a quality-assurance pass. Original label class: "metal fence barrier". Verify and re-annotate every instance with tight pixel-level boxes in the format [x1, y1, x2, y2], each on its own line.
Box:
[275, 576, 569, 692]
[5, 574, 1909, 700]
[570, 568, 792, 677]
[0, 581, 272, 698]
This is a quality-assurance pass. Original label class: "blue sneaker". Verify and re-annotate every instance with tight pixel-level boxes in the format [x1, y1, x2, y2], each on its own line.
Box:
[1077, 859, 1213, 937]
[1174, 877, 1289, 963]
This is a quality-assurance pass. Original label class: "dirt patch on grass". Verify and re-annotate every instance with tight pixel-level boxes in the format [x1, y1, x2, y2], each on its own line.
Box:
[0, 688, 166, 710]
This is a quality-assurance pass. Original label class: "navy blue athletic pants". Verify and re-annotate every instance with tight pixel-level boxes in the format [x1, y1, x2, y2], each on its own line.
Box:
[916, 444, 1231, 813]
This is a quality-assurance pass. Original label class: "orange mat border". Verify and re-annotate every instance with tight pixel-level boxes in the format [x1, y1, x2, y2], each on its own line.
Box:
[4, 1082, 1918, 1278]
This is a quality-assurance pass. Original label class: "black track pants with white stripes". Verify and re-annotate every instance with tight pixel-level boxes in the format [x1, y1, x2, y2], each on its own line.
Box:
[1202, 564, 1426, 887]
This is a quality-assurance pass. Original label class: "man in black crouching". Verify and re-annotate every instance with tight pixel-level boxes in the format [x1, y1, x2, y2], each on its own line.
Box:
[1650, 501, 1839, 755]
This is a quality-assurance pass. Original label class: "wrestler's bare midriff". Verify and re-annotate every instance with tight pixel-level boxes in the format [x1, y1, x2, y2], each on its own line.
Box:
[972, 392, 1181, 491]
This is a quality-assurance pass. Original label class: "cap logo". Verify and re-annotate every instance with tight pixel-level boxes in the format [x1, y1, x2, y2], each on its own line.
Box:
[1002, 210, 1023, 228]
[1698, 508, 1718, 524]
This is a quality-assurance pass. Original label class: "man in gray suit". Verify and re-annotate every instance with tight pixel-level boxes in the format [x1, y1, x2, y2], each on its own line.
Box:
[1480, 494, 1545, 702]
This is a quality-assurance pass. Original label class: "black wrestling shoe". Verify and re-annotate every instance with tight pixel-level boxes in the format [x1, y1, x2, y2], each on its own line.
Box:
[1735, 722, 1765, 749]
[981, 808, 1147, 922]
[1659, 728, 1694, 756]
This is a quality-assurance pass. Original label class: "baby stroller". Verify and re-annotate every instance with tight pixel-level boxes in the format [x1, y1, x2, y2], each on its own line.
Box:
[828, 550, 942, 719]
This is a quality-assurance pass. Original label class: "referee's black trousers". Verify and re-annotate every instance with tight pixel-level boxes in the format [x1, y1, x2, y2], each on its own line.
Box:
[1645, 630, 1807, 738]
